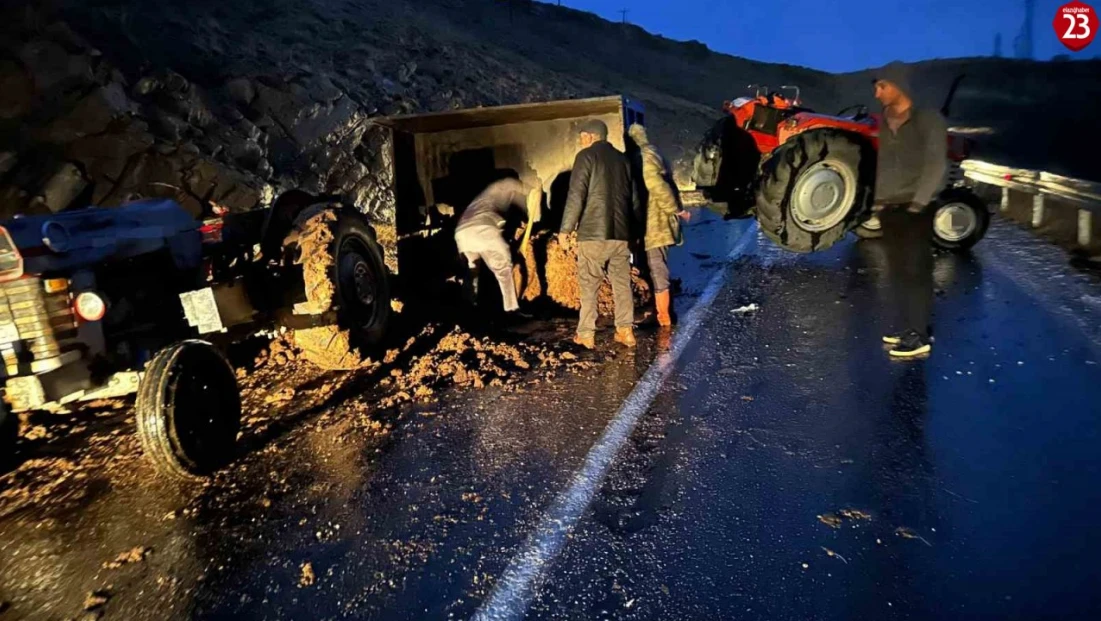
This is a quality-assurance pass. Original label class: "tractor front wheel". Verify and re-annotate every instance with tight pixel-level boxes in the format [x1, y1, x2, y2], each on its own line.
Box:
[755, 129, 875, 253]
[136, 340, 241, 480]
[931, 188, 989, 251]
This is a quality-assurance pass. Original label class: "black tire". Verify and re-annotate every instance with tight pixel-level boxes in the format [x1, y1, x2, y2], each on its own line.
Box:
[136, 340, 241, 480]
[755, 129, 875, 253]
[930, 187, 990, 251]
[287, 206, 392, 370]
[0, 401, 16, 470]
[692, 115, 760, 215]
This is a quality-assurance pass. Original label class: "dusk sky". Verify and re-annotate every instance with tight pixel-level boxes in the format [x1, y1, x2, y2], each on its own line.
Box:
[548, 0, 1095, 72]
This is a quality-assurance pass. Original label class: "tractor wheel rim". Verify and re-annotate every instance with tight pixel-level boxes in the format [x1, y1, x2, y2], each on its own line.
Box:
[339, 245, 377, 311]
[791, 160, 857, 232]
[934, 202, 977, 242]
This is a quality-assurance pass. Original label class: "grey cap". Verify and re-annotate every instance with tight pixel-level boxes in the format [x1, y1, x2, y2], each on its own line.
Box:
[872, 60, 913, 98]
[578, 119, 609, 141]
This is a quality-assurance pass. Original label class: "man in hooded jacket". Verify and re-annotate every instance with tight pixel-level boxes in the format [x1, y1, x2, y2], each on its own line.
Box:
[872, 61, 948, 358]
[628, 123, 691, 327]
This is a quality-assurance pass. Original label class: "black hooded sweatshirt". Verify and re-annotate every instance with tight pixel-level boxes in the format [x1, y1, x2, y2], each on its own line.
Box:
[873, 62, 949, 207]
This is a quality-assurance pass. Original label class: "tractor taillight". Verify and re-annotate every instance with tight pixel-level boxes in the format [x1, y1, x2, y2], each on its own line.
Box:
[200, 220, 224, 244]
[74, 291, 107, 322]
[0, 226, 23, 282]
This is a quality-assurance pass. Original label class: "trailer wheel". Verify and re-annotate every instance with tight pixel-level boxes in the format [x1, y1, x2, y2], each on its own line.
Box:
[288, 207, 391, 370]
[136, 340, 240, 480]
[755, 129, 875, 253]
[931, 188, 989, 251]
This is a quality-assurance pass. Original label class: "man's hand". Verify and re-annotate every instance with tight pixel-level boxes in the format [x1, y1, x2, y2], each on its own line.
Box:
[676, 209, 692, 223]
[557, 232, 571, 246]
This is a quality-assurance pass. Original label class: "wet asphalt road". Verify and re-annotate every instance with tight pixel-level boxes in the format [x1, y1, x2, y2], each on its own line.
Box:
[3, 210, 1101, 620]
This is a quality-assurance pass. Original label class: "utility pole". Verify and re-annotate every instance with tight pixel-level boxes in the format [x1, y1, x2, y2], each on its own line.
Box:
[619, 8, 629, 24]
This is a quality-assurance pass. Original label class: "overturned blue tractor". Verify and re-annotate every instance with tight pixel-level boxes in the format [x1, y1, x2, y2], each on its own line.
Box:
[0, 194, 391, 478]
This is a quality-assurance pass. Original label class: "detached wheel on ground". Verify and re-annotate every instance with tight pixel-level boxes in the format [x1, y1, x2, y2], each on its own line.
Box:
[136, 340, 241, 480]
[931, 188, 989, 251]
[854, 213, 884, 239]
[286, 206, 392, 370]
[755, 129, 875, 253]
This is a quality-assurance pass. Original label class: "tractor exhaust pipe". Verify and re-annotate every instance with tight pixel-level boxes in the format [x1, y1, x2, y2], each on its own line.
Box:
[941, 74, 966, 118]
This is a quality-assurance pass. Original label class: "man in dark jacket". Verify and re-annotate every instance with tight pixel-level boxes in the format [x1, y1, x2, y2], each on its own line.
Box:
[559, 119, 642, 349]
[873, 61, 948, 358]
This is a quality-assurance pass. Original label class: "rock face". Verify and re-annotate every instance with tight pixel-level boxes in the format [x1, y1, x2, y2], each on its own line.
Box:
[0, 4, 397, 223]
[3, 0, 1095, 228]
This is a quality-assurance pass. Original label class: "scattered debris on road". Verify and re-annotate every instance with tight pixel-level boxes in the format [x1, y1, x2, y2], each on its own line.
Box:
[821, 547, 849, 564]
[839, 508, 872, 521]
[895, 526, 933, 547]
[103, 547, 152, 570]
[299, 562, 316, 588]
[818, 508, 872, 529]
[83, 590, 111, 611]
[732, 303, 760, 314]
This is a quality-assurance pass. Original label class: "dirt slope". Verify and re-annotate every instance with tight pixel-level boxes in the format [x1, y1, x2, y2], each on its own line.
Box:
[2, 0, 1097, 224]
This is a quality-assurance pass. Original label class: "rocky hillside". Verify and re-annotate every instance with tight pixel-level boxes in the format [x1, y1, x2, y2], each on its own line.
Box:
[1, 0, 1097, 223]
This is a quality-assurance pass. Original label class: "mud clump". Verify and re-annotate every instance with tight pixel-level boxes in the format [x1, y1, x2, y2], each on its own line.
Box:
[103, 546, 151, 569]
[371, 326, 593, 410]
[517, 230, 652, 314]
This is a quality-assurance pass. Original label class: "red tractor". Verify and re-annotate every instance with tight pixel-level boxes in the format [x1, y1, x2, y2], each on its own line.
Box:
[691, 81, 989, 252]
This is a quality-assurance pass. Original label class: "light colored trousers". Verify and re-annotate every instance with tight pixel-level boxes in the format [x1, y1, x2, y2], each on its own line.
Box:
[455, 224, 519, 312]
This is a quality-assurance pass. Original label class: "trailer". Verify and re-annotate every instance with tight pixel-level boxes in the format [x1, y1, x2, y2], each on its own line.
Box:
[0, 95, 646, 479]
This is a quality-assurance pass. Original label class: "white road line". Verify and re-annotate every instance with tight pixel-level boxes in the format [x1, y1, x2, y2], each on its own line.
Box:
[473, 223, 759, 621]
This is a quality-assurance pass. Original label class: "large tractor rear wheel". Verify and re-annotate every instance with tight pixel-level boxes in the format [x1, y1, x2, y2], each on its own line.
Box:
[286, 206, 391, 370]
[931, 187, 989, 251]
[755, 129, 875, 253]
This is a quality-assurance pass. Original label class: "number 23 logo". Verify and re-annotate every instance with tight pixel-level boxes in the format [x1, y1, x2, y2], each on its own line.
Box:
[1063, 12, 1091, 38]
[1055, 1, 1098, 52]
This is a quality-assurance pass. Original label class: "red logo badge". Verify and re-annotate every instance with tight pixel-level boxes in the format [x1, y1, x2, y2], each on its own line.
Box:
[1055, 1, 1097, 52]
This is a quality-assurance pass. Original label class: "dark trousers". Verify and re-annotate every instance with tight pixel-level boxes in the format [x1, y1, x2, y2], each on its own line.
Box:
[880, 207, 934, 338]
[646, 247, 670, 293]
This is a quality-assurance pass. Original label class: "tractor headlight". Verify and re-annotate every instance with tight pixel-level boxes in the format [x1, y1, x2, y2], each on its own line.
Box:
[74, 291, 107, 322]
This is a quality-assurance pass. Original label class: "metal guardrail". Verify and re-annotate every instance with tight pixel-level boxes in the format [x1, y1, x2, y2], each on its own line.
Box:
[961, 160, 1101, 247]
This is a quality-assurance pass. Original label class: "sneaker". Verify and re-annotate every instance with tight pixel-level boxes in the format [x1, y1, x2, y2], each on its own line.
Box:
[882, 333, 903, 345]
[573, 334, 596, 350]
[614, 327, 637, 347]
[889, 331, 931, 358]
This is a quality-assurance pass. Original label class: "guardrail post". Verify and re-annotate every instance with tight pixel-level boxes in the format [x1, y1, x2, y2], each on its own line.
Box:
[1000, 187, 1010, 213]
[1031, 194, 1044, 228]
[1079, 209, 1093, 247]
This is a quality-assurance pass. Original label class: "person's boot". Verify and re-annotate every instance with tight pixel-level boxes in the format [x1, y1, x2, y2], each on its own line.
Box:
[573, 333, 596, 350]
[462, 265, 481, 306]
[614, 327, 637, 347]
[655, 290, 673, 327]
